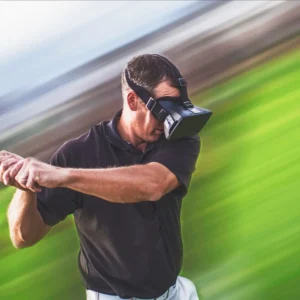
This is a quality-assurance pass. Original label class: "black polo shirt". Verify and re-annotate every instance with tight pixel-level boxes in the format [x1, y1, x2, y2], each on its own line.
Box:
[37, 109, 200, 299]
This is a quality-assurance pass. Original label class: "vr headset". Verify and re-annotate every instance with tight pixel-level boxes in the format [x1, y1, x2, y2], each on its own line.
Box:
[125, 54, 212, 140]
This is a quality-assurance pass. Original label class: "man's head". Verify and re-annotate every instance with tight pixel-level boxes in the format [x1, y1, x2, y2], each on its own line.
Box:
[120, 54, 181, 143]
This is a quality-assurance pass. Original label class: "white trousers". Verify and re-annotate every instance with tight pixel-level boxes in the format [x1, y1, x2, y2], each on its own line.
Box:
[86, 276, 199, 300]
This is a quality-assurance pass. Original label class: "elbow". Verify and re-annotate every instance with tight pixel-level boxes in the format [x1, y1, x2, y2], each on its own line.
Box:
[145, 181, 164, 202]
[12, 239, 33, 249]
[10, 234, 35, 249]
[9, 227, 36, 249]
[149, 192, 162, 202]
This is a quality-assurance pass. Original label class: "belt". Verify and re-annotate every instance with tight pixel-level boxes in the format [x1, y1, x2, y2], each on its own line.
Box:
[87, 282, 176, 300]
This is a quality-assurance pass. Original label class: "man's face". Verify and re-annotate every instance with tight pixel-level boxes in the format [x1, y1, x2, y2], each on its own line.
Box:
[133, 81, 180, 143]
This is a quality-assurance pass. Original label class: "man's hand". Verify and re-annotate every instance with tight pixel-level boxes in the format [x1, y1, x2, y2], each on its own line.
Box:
[0, 150, 28, 190]
[0, 150, 68, 192]
[13, 157, 68, 192]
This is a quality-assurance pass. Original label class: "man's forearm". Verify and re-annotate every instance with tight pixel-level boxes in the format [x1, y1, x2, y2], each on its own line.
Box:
[7, 189, 48, 248]
[62, 164, 163, 203]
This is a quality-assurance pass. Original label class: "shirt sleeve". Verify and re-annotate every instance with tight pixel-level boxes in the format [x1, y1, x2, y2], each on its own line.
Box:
[36, 141, 81, 226]
[150, 134, 201, 194]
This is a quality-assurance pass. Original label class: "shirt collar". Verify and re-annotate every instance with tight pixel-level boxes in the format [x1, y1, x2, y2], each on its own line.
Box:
[105, 109, 162, 154]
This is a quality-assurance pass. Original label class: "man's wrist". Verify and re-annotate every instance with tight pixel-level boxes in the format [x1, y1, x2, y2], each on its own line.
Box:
[58, 167, 73, 188]
[15, 188, 36, 196]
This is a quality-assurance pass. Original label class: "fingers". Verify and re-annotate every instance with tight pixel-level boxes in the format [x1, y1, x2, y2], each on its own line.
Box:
[0, 158, 18, 184]
[26, 173, 42, 193]
[0, 150, 23, 164]
[2, 160, 24, 186]
[14, 158, 42, 192]
[0, 154, 42, 192]
[0, 150, 24, 187]
[0, 157, 15, 175]
[9, 160, 24, 179]
[0, 150, 11, 164]
[15, 158, 31, 190]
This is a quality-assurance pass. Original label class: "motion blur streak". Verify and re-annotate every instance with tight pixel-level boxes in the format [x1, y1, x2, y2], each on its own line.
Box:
[0, 1, 299, 299]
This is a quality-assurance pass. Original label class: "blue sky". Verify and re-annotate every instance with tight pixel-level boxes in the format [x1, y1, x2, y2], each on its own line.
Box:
[0, 1, 195, 96]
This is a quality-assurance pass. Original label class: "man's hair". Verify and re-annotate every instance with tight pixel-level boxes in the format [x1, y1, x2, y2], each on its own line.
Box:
[121, 54, 180, 101]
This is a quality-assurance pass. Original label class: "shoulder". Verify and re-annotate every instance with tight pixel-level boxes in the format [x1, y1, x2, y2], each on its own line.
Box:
[159, 134, 200, 153]
[51, 122, 107, 166]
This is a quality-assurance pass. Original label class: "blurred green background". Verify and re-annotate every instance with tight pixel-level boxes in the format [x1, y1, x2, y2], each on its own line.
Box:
[1, 47, 300, 300]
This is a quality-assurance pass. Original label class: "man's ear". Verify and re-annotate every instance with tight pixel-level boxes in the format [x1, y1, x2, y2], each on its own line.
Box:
[127, 91, 139, 111]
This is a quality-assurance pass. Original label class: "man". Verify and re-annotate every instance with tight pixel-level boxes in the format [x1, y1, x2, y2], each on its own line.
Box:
[0, 54, 200, 300]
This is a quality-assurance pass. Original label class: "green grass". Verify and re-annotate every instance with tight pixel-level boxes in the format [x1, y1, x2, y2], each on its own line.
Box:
[181, 47, 300, 300]
[1, 47, 300, 299]
[0, 189, 84, 299]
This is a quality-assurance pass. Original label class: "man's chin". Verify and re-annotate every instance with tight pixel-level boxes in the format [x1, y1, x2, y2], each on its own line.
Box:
[148, 133, 163, 142]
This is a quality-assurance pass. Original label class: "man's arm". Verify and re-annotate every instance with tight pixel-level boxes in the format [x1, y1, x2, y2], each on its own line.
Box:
[0, 151, 51, 249]
[7, 189, 52, 249]
[7, 157, 180, 204]
[62, 162, 180, 203]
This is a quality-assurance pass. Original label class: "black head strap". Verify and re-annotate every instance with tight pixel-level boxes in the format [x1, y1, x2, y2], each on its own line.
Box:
[125, 69, 152, 104]
[152, 54, 193, 108]
[125, 69, 168, 121]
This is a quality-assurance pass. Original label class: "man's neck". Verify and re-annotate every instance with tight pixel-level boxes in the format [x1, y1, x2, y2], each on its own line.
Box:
[117, 115, 148, 152]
